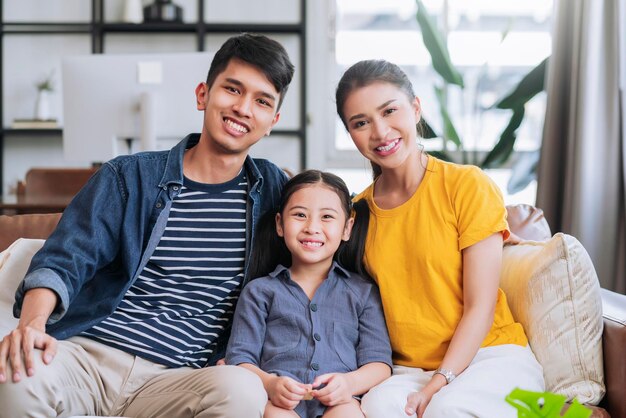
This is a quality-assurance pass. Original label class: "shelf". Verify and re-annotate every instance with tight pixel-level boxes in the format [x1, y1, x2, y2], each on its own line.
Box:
[1, 128, 63, 135]
[101, 22, 198, 33]
[201, 23, 304, 34]
[0, 0, 307, 194]
[1, 22, 92, 34]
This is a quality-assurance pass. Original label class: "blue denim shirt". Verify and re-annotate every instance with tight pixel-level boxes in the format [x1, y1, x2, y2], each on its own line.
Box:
[225, 262, 392, 385]
[14, 134, 288, 364]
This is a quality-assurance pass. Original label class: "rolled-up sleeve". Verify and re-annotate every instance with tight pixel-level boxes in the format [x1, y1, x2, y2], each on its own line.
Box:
[356, 284, 392, 369]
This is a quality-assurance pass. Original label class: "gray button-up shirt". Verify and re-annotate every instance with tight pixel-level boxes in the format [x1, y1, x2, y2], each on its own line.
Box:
[226, 262, 392, 386]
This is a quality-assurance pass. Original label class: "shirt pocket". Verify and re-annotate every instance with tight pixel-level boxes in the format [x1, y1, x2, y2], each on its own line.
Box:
[333, 321, 359, 371]
[262, 317, 301, 364]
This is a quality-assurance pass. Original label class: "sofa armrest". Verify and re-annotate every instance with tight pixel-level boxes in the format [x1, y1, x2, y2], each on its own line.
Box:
[600, 288, 626, 418]
[0, 213, 61, 252]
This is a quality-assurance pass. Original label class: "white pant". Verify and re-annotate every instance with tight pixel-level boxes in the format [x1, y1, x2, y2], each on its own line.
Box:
[361, 344, 544, 418]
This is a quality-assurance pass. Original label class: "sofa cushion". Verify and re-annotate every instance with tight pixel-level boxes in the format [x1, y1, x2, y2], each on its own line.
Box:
[0, 238, 45, 335]
[500, 233, 604, 404]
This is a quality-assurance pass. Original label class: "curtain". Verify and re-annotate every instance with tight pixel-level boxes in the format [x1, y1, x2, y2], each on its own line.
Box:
[536, 0, 626, 292]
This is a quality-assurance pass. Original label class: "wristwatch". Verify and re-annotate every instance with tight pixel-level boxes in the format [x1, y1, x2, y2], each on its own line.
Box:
[434, 368, 457, 384]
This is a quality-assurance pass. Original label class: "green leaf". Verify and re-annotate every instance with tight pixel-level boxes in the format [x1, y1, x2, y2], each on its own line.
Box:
[481, 106, 525, 168]
[419, 117, 438, 139]
[505, 388, 592, 418]
[507, 150, 539, 194]
[495, 57, 548, 109]
[434, 85, 462, 148]
[415, 0, 464, 88]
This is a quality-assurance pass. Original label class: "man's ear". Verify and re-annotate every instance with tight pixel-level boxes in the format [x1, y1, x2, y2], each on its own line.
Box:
[267, 112, 281, 136]
[342, 217, 355, 241]
[275, 212, 284, 237]
[196, 82, 209, 110]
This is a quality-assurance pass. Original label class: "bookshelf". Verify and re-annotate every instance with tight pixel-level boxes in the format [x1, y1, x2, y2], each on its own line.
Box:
[0, 0, 306, 194]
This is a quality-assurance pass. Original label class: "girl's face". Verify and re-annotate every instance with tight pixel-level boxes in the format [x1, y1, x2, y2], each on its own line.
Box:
[342, 81, 421, 172]
[276, 184, 354, 271]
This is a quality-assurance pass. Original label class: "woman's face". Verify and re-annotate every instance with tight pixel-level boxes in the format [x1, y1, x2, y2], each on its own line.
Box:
[342, 81, 421, 172]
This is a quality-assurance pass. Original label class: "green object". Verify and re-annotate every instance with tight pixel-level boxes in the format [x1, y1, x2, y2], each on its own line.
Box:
[415, 0, 464, 88]
[505, 388, 592, 418]
[36, 70, 55, 92]
[413, 0, 549, 192]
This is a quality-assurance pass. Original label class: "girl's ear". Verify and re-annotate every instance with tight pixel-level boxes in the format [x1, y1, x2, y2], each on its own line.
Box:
[342, 217, 355, 241]
[275, 212, 284, 237]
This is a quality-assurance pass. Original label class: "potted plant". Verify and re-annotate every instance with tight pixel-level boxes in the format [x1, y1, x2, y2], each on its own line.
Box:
[34, 71, 55, 121]
[415, 0, 548, 193]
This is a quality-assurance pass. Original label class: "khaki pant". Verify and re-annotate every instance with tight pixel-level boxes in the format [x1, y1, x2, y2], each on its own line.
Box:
[0, 337, 266, 418]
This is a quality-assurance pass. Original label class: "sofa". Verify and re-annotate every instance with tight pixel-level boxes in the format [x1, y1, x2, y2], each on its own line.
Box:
[0, 206, 625, 417]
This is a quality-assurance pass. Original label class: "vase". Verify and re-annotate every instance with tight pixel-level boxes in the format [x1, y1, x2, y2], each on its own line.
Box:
[123, 0, 143, 23]
[143, 0, 183, 23]
[34, 90, 51, 120]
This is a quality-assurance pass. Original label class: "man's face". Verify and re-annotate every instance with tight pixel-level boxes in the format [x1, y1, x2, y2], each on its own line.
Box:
[196, 58, 281, 157]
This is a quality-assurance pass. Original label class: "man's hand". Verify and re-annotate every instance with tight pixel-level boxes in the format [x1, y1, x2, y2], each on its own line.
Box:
[266, 375, 312, 410]
[311, 373, 354, 406]
[0, 321, 57, 383]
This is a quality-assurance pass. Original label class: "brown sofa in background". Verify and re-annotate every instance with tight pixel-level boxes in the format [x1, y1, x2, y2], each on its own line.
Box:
[0, 206, 624, 417]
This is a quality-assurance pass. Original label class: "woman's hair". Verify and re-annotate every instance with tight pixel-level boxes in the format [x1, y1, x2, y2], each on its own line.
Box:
[335, 59, 422, 179]
[248, 170, 371, 280]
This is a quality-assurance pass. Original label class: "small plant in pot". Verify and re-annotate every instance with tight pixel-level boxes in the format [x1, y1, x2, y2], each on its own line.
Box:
[34, 71, 55, 121]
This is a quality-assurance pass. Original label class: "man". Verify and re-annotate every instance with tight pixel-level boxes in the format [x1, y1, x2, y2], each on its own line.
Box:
[0, 33, 294, 418]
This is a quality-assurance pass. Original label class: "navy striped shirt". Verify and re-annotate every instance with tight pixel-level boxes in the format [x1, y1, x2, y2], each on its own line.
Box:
[83, 171, 248, 368]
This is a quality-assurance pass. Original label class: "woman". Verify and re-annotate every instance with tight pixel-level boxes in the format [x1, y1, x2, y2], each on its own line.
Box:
[335, 60, 544, 418]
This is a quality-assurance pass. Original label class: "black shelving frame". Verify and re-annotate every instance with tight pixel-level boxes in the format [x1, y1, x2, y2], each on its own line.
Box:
[0, 0, 307, 194]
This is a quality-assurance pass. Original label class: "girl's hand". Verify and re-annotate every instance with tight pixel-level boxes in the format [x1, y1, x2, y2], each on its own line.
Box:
[310, 373, 354, 406]
[405, 390, 433, 417]
[267, 375, 312, 410]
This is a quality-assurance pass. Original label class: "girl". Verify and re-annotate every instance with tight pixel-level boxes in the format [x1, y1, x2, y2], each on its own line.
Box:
[335, 60, 545, 418]
[226, 170, 392, 418]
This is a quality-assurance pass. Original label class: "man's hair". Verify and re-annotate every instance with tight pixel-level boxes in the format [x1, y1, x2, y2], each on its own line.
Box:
[206, 33, 295, 110]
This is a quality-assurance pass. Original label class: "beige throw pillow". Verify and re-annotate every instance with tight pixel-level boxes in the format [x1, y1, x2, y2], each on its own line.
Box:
[0, 238, 45, 335]
[500, 233, 604, 405]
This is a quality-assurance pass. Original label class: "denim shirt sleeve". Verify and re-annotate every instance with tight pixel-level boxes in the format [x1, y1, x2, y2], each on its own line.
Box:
[356, 283, 393, 369]
[225, 280, 269, 366]
[14, 164, 126, 323]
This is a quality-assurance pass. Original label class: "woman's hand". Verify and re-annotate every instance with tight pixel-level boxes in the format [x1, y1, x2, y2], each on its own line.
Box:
[311, 373, 354, 406]
[404, 389, 434, 417]
[267, 375, 312, 410]
[0, 320, 57, 383]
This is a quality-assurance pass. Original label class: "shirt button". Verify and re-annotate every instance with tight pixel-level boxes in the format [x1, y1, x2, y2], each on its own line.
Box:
[155, 202, 162, 208]
[311, 363, 320, 371]
[313, 333, 321, 341]
[310, 303, 318, 312]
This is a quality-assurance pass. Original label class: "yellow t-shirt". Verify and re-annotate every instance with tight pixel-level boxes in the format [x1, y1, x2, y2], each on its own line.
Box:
[354, 156, 527, 370]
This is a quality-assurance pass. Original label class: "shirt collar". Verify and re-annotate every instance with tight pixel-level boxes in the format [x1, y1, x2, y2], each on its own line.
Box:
[268, 261, 351, 280]
[158, 133, 264, 189]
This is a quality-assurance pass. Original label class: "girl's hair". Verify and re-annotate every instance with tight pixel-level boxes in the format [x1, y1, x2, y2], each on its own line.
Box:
[335, 59, 423, 179]
[248, 170, 371, 280]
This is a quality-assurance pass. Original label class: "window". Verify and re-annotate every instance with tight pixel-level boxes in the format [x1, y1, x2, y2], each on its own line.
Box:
[316, 0, 553, 204]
